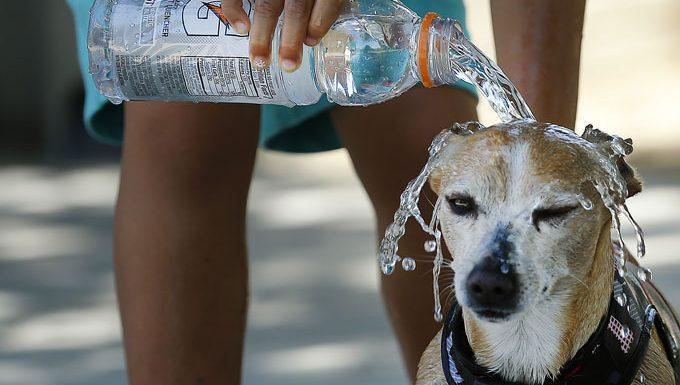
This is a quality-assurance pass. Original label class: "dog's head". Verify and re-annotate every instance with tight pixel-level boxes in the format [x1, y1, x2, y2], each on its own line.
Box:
[429, 120, 641, 323]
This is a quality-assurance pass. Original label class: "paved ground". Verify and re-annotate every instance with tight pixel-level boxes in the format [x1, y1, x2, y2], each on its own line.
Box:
[0, 149, 679, 385]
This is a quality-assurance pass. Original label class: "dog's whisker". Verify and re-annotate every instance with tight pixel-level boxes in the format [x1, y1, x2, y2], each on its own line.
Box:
[442, 287, 457, 309]
[410, 258, 436, 264]
[445, 289, 456, 306]
[439, 282, 454, 294]
[437, 275, 455, 283]
[567, 273, 589, 289]
[423, 193, 436, 210]
[418, 269, 433, 279]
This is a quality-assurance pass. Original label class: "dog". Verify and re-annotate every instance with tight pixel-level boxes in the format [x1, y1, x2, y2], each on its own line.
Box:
[415, 120, 679, 385]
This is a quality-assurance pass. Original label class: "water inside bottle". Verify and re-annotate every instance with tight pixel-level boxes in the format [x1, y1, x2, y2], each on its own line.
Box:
[317, 14, 418, 105]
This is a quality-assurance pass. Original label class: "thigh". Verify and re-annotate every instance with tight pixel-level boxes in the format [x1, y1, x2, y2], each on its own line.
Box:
[119, 101, 260, 215]
[331, 87, 477, 379]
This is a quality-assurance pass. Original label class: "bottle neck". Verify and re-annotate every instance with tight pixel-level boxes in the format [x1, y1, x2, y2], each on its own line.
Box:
[415, 15, 536, 121]
[415, 15, 466, 88]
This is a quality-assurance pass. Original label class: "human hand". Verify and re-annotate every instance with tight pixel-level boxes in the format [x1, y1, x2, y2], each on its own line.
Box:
[221, 0, 346, 72]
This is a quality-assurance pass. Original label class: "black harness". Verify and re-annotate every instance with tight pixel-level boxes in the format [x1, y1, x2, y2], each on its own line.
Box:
[441, 271, 680, 385]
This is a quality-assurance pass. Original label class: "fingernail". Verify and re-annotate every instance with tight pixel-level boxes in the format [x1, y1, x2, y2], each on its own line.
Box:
[304, 37, 319, 46]
[280, 58, 298, 72]
[234, 21, 249, 35]
[251, 56, 267, 68]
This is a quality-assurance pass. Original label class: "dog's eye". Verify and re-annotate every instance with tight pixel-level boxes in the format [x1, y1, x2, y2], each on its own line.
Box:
[448, 195, 477, 217]
[532, 205, 578, 230]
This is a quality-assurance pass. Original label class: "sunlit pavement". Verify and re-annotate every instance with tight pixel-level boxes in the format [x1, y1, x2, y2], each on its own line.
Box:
[0, 150, 679, 385]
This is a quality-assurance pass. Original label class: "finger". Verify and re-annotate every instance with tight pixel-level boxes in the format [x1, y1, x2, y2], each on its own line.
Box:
[306, 0, 345, 46]
[250, 0, 285, 68]
[279, 0, 313, 72]
[220, 0, 250, 35]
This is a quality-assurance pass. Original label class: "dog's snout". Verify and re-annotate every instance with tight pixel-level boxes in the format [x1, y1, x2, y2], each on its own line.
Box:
[466, 257, 519, 317]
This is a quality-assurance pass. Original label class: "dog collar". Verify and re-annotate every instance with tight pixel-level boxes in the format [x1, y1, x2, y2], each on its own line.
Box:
[441, 272, 661, 385]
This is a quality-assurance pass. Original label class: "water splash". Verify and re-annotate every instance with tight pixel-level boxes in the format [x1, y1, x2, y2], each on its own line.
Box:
[431, 196, 445, 322]
[593, 179, 627, 275]
[378, 120, 652, 321]
[378, 121, 485, 277]
[378, 128, 453, 275]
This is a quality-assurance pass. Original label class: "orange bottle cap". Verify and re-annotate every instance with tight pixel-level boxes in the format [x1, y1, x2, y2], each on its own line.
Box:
[418, 12, 439, 88]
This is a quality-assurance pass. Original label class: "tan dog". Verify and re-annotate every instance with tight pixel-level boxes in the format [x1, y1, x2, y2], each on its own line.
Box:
[415, 121, 677, 385]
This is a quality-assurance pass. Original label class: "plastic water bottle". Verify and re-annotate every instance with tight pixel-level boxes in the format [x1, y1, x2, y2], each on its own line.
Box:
[89, 0, 483, 107]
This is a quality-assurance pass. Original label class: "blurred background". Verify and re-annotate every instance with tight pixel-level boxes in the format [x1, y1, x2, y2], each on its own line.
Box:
[0, 1, 678, 384]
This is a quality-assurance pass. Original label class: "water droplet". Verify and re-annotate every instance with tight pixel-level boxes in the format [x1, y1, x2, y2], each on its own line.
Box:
[617, 264, 626, 279]
[500, 261, 510, 274]
[577, 194, 593, 211]
[610, 136, 630, 156]
[424, 240, 437, 253]
[434, 310, 443, 322]
[621, 203, 646, 259]
[639, 373, 645, 383]
[615, 292, 628, 307]
[637, 267, 653, 282]
[591, 344, 600, 355]
[619, 325, 631, 340]
[401, 257, 416, 271]
[382, 262, 395, 275]
[108, 96, 124, 105]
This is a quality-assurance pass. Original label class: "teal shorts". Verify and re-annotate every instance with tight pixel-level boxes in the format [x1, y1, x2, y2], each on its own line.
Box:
[66, 0, 477, 152]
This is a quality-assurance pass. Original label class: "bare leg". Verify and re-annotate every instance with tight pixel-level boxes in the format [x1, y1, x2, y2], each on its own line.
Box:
[331, 87, 477, 380]
[115, 102, 259, 385]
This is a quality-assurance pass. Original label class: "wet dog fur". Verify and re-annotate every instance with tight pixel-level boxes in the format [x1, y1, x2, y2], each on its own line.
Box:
[415, 121, 674, 385]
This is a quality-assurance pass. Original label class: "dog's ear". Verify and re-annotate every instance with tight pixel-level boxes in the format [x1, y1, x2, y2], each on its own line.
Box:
[581, 125, 642, 198]
[617, 157, 642, 198]
[429, 167, 442, 195]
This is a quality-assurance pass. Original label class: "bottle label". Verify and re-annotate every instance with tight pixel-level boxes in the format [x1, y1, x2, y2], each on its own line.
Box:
[107, 0, 305, 105]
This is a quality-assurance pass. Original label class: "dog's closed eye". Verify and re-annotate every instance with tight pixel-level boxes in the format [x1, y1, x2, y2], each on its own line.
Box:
[532, 205, 578, 231]
[448, 195, 478, 217]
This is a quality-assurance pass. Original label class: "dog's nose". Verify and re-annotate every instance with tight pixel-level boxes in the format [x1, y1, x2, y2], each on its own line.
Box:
[466, 257, 519, 312]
